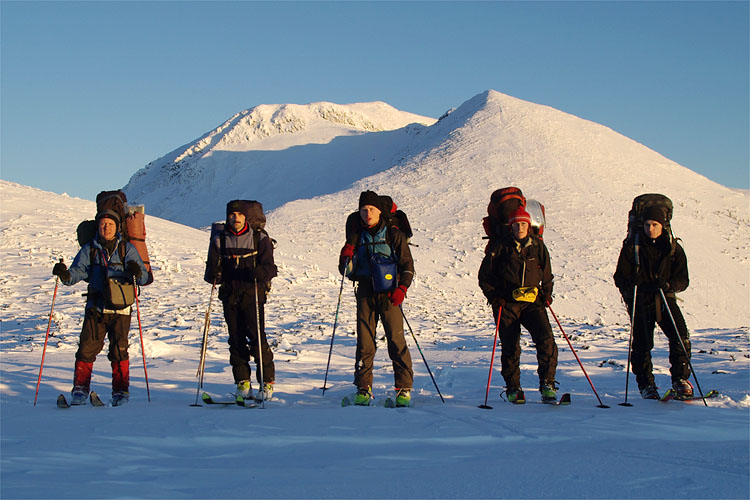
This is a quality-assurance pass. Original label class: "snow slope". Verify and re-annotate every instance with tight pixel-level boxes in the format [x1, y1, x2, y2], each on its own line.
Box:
[1, 174, 748, 499]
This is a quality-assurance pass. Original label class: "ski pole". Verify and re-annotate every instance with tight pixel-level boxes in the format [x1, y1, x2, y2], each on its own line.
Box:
[658, 288, 707, 406]
[547, 303, 609, 408]
[133, 276, 151, 402]
[621, 234, 641, 407]
[400, 306, 445, 403]
[192, 280, 216, 406]
[479, 305, 502, 410]
[34, 258, 62, 407]
[619, 286, 637, 407]
[253, 255, 265, 409]
[321, 259, 349, 394]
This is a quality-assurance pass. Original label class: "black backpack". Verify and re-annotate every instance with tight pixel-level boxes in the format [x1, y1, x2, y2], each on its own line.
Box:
[624, 193, 677, 255]
[204, 200, 276, 283]
[226, 199, 267, 231]
[345, 195, 412, 245]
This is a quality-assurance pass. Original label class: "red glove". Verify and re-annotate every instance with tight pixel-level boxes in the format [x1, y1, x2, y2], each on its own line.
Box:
[340, 244, 354, 259]
[389, 285, 407, 307]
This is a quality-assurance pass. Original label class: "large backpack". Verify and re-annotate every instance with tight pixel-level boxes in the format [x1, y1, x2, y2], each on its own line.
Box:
[226, 199, 267, 231]
[76, 189, 154, 285]
[624, 193, 677, 255]
[204, 201, 275, 298]
[345, 195, 412, 245]
[482, 187, 546, 253]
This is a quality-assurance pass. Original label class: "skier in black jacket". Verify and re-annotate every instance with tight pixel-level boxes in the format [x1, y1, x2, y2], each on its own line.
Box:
[205, 200, 278, 401]
[614, 206, 692, 399]
[478, 207, 558, 404]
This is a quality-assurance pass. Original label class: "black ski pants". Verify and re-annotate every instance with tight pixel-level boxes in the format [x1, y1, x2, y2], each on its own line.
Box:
[630, 293, 690, 389]
[222, 290, 275, 385]
[354, 284, 413, 390]
[75, 308, 131, 363]
[493, 301, 558, 390]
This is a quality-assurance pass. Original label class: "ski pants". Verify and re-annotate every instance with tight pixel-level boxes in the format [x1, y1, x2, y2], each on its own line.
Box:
[354, 285, 413, 390]
[75, 308, 131, 363]
[222, 290, 275, 385]
[629, 293, 690, 389]
[493, 302, 558, 390]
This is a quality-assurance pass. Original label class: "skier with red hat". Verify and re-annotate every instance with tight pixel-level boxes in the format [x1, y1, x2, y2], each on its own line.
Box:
[478, 206, 559, 404]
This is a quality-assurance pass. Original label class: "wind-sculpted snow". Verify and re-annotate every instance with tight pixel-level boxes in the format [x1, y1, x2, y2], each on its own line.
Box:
[0, 180, 748, 499]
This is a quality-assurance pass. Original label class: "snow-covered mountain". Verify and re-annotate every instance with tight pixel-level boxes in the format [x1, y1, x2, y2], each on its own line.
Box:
[123, 101, 436, 225]
[131, 90, 747, 328]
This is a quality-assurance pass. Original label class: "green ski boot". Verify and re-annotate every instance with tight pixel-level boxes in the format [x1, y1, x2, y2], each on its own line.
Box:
[395, 388, 411, 407]
[540, 382, 557, 403]
[354, 386, 373, 406]
[507, 388, 526, 404]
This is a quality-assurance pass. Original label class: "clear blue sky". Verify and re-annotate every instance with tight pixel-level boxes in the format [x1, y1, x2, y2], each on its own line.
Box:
[2, 1, 748, 201]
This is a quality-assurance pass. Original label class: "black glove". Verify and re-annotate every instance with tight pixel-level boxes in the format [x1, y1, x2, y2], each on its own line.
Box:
[52, 262, 70, 281]
[489, 296, 505, 309]
[541, 292, 553, 306]
[126, 261, 142, 280]
[656, 277, 670, 292]
[643, 278, 669, 293]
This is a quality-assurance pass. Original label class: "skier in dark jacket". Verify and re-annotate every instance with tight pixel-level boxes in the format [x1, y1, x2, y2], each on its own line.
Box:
[339, 191, 415, 406]
[52, 209, 149, 405]
[614, 206, 692, 399]
[204, 200, 278, 401]
[478, 207, 558, 404]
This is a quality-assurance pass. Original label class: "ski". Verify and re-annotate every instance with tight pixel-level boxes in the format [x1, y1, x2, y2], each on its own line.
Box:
[502, 392, 571, 406]
[342, 394, 377, 407]
[384, 397, 413, 408]
[542, 393, 571, 406]
[201, 392, 236, 405]
[90, 391, 106, 407]
[660, 389, 719, 402]
[57, 394, 70, 408]
[235, 395, 259, 408]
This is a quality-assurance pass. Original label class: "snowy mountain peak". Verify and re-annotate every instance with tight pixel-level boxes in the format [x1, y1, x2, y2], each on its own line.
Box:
[123, 99, 435, 219]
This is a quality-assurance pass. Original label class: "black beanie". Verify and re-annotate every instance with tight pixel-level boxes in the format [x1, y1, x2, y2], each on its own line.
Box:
[95, 209, 121, 228]
[642, 206, 668, 226]
[226, 200, 251, 220]
[359, 191, 381, 210]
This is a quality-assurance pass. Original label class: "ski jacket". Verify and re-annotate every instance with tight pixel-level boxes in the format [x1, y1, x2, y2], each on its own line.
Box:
[204, 223, 277, 296]
[478, 234, 553, 305]
[344, 220, 414, 291]
[65, 234, 149, 312]
[614, 232, 688, 305]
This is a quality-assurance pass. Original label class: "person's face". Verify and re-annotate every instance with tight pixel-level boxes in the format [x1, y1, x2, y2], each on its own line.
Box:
[360, 205, 381, 228]
[228, 212, 246, 232]
[643, 220, 663, 239]
[98, 217, 117, 241]
[512, 221, 529, 240]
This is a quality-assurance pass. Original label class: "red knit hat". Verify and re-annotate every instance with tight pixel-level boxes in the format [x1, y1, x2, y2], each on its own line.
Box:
[508, 207, 532, 226]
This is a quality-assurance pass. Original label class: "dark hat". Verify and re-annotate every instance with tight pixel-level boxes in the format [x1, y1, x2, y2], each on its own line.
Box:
[508, 207, 532, 226]
[359, 190, 381, 210]
[95, 209, 121, 227]
[642, 206, 667, 226]
[226, 200, 252, 220]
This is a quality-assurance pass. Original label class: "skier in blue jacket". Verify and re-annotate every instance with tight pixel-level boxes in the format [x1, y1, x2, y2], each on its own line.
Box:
[52, 209, 149, 405]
